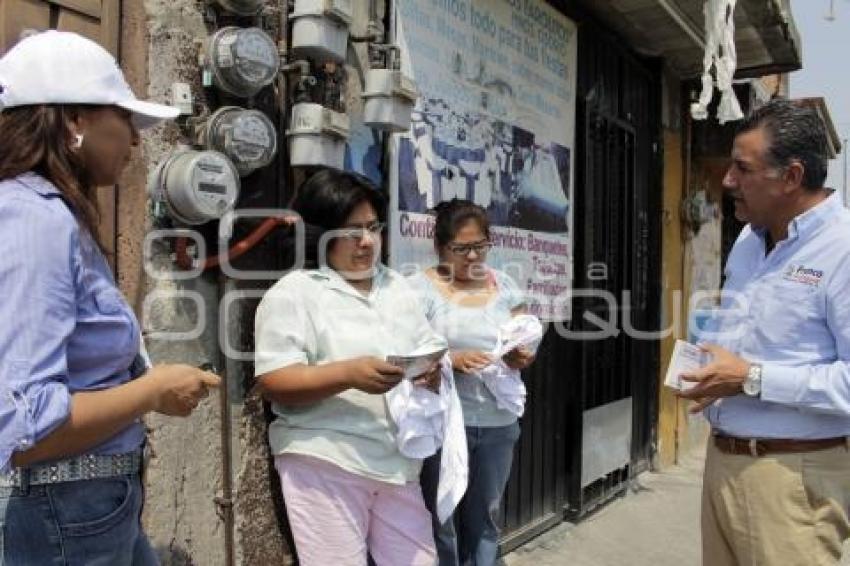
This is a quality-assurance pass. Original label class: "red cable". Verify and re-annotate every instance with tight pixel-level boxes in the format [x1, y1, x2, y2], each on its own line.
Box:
[174, 216, 294, 271]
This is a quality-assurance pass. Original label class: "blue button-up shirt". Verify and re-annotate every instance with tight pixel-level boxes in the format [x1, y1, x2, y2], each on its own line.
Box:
[0, 173, 145, 472]
[704, 191, 850, 439]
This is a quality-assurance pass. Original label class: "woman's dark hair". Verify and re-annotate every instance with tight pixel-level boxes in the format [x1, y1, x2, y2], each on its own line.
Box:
[432, 198, 490, 248]
[0, 105, 102, 249]
[289, 169, 387, 268]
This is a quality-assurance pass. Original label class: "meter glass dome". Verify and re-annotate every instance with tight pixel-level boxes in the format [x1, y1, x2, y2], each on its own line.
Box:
[207, 107, 277, 176]
[157, 150, 241, 225]
[210, 27, 279, 97]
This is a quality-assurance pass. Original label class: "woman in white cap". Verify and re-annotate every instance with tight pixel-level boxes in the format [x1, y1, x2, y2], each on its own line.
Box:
[0, 31, 219, 565]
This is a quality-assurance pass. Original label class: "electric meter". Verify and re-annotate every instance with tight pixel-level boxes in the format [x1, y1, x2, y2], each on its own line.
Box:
[151, 150, 241, 225]
[290, 0, 353, 62]
[203, 106, 277, 176]
[286, 102, 350, 169]
[362, 69, 418, 132]
[212, 0, 265, 16]
[207, 27, 280, 97]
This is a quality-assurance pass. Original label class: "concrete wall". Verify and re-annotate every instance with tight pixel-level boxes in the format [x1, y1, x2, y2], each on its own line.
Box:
[122, 2, 233, 565]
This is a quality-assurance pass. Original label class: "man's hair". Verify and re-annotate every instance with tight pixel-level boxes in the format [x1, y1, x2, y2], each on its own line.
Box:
[737, 99, 829, 190]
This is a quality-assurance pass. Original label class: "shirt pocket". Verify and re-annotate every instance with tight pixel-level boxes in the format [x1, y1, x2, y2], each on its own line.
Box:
[759, 280, 824, 346]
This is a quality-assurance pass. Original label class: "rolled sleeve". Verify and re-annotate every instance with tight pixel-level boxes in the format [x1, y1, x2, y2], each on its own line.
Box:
[254, 277, 316, 376]
[0, 198, 78, 472]
[0, 362, 72, 472]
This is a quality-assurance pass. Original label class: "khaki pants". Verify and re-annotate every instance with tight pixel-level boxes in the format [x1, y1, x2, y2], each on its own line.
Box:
[702, 438, 850, 566]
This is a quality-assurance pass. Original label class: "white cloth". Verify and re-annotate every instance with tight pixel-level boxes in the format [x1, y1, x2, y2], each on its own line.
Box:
[477, 362, 526, 417]
[690, 0, 743, 124]
[386, 355, 468, 523]
[475, 315, 544, 418]
[386, 379, 445, 459]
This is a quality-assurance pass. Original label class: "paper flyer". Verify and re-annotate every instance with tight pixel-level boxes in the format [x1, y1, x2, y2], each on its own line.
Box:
[663, 340, 709, 391]
[386, 348, 448, 380]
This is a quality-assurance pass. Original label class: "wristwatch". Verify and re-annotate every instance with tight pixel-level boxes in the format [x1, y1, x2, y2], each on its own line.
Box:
[742, 363, 762, 397]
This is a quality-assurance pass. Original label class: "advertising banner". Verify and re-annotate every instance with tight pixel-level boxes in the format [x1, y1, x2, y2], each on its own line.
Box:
[390, 0, 578, 320]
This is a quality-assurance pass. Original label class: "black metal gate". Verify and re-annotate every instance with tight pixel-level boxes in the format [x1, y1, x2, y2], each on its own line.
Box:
[566, 20, 662, 518]
[499, 16, 662, 548]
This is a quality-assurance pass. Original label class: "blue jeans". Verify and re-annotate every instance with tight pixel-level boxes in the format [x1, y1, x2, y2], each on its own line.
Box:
[421, 422, 521, 566]
[0, 474, 158, 565]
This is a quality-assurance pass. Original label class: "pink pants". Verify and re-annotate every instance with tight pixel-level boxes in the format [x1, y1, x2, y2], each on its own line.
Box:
[275, 453, 436, 566]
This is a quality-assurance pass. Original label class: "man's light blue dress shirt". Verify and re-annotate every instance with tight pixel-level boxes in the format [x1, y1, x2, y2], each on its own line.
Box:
[705, 191, 850, 439]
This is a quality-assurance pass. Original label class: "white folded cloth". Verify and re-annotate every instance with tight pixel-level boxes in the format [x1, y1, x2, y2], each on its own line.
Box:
[386, 378, 445, 459]
[475, 315, 544, 417]
[386, 355, 468, 523]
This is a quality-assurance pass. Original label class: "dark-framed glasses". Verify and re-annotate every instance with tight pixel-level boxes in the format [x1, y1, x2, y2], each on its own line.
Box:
[446, 240, 492, 256]
[338, 221, 386, 241]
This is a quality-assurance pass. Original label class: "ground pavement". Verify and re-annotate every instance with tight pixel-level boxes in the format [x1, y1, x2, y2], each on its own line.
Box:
[503, 440, 850, 566]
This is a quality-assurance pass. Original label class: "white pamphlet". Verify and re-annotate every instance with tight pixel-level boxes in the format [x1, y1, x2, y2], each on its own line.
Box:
[664, 340, 709, 391]
[386, 348, 448, 380]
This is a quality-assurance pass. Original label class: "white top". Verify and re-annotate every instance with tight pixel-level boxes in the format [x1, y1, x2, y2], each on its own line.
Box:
[408, 269, 526, 427]
[254, 265, 447, 484]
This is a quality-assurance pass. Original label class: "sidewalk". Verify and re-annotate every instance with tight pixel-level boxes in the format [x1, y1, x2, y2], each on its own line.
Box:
[503, 441, 850, 566]
[503, 444, 705, 566]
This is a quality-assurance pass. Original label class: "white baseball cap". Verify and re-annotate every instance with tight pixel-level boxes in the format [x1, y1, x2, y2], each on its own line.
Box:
[0, 30, 179, 129]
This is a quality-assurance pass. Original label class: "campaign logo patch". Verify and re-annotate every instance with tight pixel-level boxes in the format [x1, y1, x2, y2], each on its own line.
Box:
[782, 264, 824, 287]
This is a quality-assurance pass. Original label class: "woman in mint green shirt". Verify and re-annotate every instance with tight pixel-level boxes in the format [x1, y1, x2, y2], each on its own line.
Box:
[254, 170, 446, 566]
[409, 199, 536, 566]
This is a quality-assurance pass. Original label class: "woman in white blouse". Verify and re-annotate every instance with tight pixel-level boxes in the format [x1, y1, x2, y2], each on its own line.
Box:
[254, 170, 446, 566]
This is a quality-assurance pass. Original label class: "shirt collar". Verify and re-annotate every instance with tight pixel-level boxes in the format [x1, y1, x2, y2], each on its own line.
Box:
[15, 171, 62, 197]
[786, 189, 842, 241]
[752, 190, 842, 245]
[309, 263, 388, 300]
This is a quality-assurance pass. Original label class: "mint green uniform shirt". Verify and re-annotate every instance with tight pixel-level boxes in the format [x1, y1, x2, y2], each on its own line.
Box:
[254, 265, 447, 484]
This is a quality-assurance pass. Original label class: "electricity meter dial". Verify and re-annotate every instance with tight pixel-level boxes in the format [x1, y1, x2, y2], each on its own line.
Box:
[212, 0, 265, 16]
[204, 106, 277, 176]
[207, 27, 280, 97]
[151, 150, 241, 225]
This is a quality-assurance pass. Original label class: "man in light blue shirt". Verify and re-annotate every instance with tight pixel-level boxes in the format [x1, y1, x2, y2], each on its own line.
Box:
[679, 100, 850, 566]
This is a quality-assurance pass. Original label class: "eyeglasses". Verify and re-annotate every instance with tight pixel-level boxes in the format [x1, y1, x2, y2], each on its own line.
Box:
[337, 221, 386, 241]
[446, 240, 492, 256]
